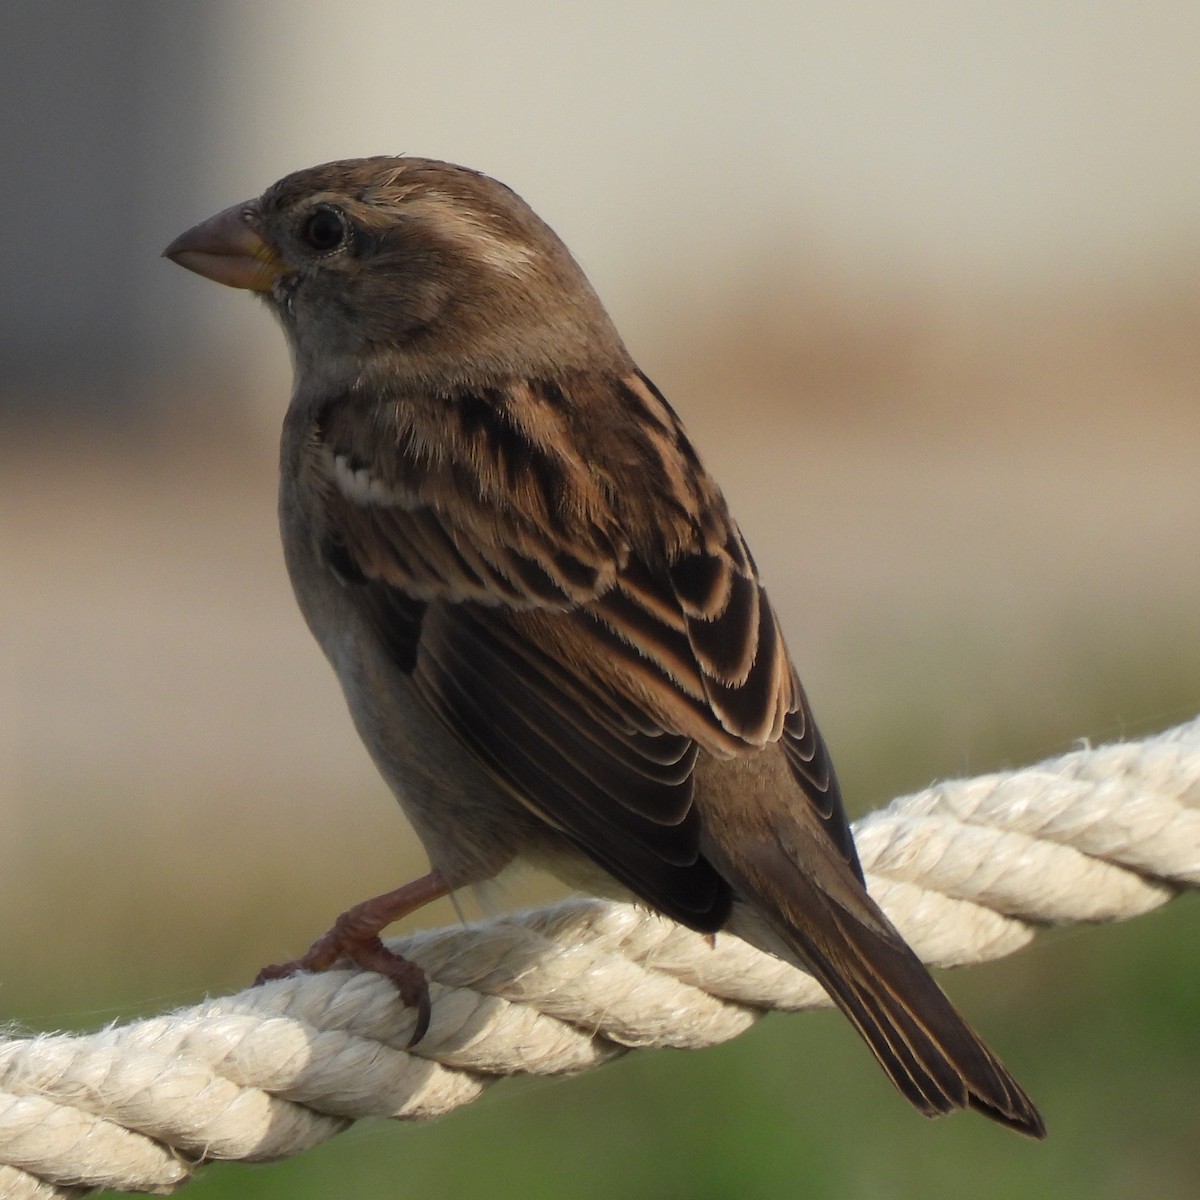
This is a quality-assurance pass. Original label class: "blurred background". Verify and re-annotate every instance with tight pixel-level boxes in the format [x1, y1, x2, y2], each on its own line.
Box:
[3, 3, 1198, 1197]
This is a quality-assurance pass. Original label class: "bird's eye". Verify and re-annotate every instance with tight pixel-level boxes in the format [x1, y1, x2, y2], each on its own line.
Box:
[300, 206, 349, 253]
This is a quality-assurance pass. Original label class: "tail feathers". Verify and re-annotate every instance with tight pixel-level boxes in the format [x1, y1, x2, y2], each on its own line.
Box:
[806, 904, 1045, 1136]
[725, 850, 1045, 1138]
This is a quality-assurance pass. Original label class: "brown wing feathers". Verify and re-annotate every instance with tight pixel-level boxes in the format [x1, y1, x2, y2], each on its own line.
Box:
[309, 371, 855, 918]
[413, 604, 729, 926]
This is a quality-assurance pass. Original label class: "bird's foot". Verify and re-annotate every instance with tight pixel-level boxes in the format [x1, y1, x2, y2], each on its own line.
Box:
[254, 870, 449, 1045]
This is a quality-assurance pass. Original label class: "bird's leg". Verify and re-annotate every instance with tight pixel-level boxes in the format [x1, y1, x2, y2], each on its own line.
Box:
[255, 869, 450, 1044]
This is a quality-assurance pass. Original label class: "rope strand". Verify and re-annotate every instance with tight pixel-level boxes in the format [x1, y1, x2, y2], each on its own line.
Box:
[3, 717, 1197, 1197]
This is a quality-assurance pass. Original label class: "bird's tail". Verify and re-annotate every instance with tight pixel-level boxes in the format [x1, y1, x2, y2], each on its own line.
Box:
[724, 843, 1045, 1137]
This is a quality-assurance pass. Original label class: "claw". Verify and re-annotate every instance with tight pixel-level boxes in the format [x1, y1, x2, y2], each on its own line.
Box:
[250, 870, 450, 1045]
[253, 933, 433, 1043]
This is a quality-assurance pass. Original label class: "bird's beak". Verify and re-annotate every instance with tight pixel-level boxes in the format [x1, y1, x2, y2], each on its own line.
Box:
[163, 202, 282, 292]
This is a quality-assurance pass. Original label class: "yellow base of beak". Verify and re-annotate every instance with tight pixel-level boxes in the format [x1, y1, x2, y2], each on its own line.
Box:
[164, 202, 281, 292]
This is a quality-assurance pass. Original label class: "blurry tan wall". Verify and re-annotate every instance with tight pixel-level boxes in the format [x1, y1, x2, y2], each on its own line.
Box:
[5, 3, 1200, 411]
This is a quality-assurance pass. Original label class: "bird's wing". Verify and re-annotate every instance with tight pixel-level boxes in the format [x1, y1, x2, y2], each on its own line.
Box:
[306, 372, 858, 926]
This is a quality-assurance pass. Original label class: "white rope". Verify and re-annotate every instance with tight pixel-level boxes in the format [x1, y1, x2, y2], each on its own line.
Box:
[2, 717, 1197, 1197]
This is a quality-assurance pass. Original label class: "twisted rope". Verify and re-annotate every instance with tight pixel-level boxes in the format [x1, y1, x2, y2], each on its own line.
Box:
[3, 717, 1198, 1197]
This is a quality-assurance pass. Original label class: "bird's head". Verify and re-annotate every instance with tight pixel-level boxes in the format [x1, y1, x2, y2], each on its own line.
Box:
[165, 156, 625, 393]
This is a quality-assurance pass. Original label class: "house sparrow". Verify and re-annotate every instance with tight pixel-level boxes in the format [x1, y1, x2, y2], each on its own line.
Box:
[164, 157, 1043, 1136]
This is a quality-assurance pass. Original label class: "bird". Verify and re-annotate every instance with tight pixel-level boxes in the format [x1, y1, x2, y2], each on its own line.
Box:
[164, 156, 1044, 1136]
